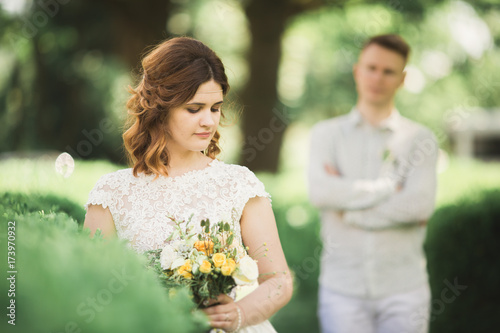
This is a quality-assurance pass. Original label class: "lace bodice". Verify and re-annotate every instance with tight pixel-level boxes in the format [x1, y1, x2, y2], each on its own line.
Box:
[85, 159, 270, 253]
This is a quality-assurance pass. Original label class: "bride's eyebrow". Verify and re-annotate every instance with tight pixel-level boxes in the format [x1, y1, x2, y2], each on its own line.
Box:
[186, 101, 223, 106]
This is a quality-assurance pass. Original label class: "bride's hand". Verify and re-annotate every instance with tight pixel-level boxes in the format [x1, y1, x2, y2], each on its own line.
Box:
[202, 294, 243, 332]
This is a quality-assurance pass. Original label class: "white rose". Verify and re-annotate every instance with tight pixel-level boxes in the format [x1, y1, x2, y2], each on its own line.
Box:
[171, 257, 186, 270]
[231, 243, 247, 259]
[192, 255, 209, 275]
[160, 245, 177, 270]
[233, 255, 259, 285]
[234, 283, 258, 301]
[171, 240, 183, 250]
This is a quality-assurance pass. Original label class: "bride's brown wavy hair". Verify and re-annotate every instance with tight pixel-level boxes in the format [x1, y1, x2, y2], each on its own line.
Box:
[123, 37, 229, 177]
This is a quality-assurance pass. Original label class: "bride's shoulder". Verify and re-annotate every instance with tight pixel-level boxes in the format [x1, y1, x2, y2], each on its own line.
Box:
[92, 168, 135, 188]
[212, 160, 267, 189]
[212, 160, 257, 179]
[212, 160, 271, 201]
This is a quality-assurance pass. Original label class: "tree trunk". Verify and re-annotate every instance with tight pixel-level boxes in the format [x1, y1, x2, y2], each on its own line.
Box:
[101, 0, 172, 70]
[239, 0, 290, 173]
[27, 0, 172, 163]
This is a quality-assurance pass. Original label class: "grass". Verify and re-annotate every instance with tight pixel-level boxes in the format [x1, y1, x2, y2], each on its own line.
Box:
[0, 157, 122, 221]
[3, 154, 499, 211]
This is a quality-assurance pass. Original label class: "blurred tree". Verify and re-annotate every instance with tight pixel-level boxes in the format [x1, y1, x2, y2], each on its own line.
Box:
[88, 0, 173, 70]
[279, 0, 499, 158]
[1, 0, 497, 171]
[0, 0, 173, 163]
[239, 0, 328, 172]
[238, 0, 448, 172]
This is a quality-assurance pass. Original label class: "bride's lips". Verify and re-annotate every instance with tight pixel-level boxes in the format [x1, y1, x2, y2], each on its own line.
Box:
[194, 132, 211, 138]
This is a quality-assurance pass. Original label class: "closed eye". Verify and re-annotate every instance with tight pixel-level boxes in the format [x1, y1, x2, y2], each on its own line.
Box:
[211, 102, 223, 113]
[186, 101, 223, 114]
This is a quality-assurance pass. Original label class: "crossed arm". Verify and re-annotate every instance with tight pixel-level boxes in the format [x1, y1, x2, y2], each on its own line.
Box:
[343, 140, 438, 230]
[308, 124, 439, 230]
[307, 124, 398, 211]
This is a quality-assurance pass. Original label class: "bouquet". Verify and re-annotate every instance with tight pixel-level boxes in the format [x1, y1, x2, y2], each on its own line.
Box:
[145, 216, 260, 307]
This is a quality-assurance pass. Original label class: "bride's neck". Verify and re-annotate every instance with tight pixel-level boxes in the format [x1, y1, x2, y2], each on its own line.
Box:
[166, 151, 210, 177]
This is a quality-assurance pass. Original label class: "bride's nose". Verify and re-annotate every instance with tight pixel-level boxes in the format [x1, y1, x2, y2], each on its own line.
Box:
[199, 109, 216, 127]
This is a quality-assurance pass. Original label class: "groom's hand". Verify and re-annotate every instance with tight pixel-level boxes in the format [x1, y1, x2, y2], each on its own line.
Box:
[324, 164, 340, 176]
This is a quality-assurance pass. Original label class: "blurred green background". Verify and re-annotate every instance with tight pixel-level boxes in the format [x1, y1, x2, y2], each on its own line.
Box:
[1, 0, 500, 332]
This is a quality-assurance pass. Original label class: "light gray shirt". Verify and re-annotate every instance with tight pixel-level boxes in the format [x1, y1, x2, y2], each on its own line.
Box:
[308, 108, 438, 298]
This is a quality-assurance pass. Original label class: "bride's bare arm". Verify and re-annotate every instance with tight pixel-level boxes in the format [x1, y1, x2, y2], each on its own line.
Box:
[237, 196, 293, 326]
[83, 205, 117, 239]
[201, 196, 293, 331]
[203, 196, 293, 330]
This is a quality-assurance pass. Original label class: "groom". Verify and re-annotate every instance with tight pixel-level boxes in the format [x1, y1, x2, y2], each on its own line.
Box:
[308, 34, 438, 333]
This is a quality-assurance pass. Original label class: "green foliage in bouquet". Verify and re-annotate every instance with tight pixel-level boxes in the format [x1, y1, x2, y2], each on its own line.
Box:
[0, 206, 208, 333]
[425, 189, 500, 333]
[145, 216, 259, 308]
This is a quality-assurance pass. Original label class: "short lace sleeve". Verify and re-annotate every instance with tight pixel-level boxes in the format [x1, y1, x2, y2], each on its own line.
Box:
[233, 166, 271, 215]
[84, 173, 119, 220]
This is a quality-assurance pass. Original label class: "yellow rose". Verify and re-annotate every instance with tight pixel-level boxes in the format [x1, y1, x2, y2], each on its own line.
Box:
[199, 260, 212, 274]
[212, 253, 226, 268]
[221, 258, 236, 276]
[183, 259, 192, 271]
[177, 260, 193, 279]
[194, 241, 214, 255]
[178, 266, 193, 279]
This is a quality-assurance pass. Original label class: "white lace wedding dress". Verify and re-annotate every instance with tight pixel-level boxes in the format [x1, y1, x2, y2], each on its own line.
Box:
[85, 159, 277, 333]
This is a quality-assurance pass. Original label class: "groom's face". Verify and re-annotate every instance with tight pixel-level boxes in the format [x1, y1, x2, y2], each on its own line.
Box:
[353, 44, 406, 106]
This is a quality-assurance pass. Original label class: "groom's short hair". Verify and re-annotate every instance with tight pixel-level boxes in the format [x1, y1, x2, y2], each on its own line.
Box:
[362, 34, 410, 63]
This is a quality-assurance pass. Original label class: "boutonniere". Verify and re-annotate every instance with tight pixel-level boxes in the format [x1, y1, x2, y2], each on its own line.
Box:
[382, 148, 395, 163]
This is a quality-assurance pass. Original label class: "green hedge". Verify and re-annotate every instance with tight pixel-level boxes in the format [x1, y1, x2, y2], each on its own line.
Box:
[425, 189, 500, 333]
[271, 202, 322, 333]
[10, 187, 499, 333]
[0, 195, 207, 333]
[0, 192, 86, 223]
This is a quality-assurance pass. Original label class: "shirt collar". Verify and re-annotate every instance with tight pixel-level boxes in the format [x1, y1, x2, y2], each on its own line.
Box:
[347, 107, 401, 132]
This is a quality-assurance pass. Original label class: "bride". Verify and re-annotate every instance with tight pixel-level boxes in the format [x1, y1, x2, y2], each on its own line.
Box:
[83, 37, 292, 332]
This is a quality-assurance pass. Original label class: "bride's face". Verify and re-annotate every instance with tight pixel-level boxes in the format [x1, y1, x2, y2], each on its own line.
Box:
[166, 80, 223, 154]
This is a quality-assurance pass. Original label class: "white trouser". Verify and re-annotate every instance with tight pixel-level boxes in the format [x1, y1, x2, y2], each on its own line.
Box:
[318, 284, 430, 333]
